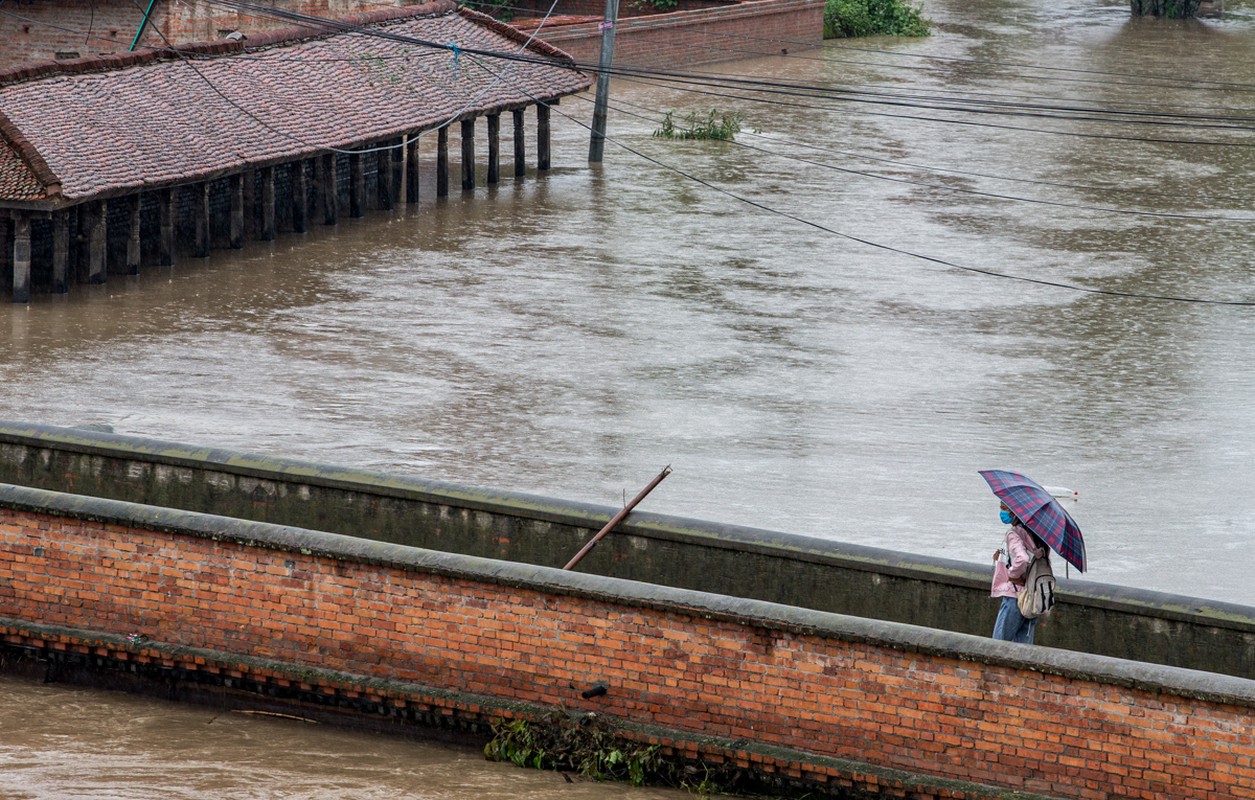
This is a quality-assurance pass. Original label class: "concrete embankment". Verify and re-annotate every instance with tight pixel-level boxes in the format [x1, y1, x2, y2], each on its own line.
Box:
[0, 421, 1252, 681]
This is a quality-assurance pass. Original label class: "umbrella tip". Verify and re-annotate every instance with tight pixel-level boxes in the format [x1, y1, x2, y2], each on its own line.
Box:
[1044, 485, 1079, 503]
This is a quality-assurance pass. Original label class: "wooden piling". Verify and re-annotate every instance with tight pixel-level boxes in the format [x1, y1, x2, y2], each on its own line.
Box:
[87, 200, 107, 283]
[391, 137, 404, 207]
[11, 213, 30, 304]
[275, 164, 293, 234]
[125, 194, 141, 274]
[229, 174, 245, 248]
[193, 182, 211, 258]
[376, 145, 394, 211]
[538, 103, 551, 172]
[349, 151, 364, 218]
[52, 211, 69, 293]
[157, 189, 174, 267]
[513, 108, 526, 178]
[292, 160, 309, 233]
[437, 128, 449, 198]
[261, 166, 277, 240]
[320, 153, 338, 226]
[406, 135, 421, 204]
[461, 118, 476, 191]
[487, 113, 500, 185]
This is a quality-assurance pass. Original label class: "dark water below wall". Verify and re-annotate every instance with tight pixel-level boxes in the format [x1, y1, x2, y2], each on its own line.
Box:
[3, 0, 1255, 792]
[0, 674, 696, 800]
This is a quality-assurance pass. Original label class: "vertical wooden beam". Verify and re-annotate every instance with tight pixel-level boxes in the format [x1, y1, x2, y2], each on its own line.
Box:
[52, 211, 70, 293]
[292, 160, 309, 233]
[125, 194, 141, 274]
[513, 108, 526, 178]
[538, 103, 551, 172]
[390, 137, 404, 207]
[11, 213, 30, 304]
[193, 182, 211, 258]
[311, 156, 326, 224]
[229, 174, 245, 248]
[241, 168, 257, 241]
[260, 166, 276, 240]
[349, 151, 364, 218]
[461, 118, 476, 191]
[487, 114, 500, 186]
[437, 127, 449, 198]
[376, 144, 394, 211]
[321, 153, 339, 226]
[275, 164, 292, 233]
[88, 199, 107, 283]
[157, 189, 174, 266]
[406, 134, 421, 204]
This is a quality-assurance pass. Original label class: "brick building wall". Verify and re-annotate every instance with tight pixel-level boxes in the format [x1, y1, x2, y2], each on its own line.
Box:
[0, 0, 411, 69]
[1, 491, 1253, 799]
[523, 0, 824, 68]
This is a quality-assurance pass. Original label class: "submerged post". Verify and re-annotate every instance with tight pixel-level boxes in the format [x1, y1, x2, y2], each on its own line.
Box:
[588, 0, 620, 163]
[406, 134, 421, 204]
[11, 213, 30, 304]
[52, 211, 69, 292]
[1129, 0, 1201, 15]
[563, 465, 672, 571]
[512, 108, 526, 178]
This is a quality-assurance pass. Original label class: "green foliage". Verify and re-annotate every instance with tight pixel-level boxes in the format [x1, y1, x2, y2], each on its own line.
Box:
[823, 0, 930, 38]
[630, 0, 681, 10]
[484, 710, 723, 791]
[653, 109, 745, 141]
[485, 712, 667, 786]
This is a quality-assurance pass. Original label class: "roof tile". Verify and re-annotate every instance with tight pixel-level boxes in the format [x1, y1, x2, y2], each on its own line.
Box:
[0, 3, 590, 203]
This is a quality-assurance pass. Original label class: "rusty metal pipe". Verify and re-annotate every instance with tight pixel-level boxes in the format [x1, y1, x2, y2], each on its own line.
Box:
[563, 465, 671, 571]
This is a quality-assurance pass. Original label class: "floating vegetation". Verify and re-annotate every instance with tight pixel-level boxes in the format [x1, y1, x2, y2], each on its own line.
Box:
[484, 709, 772, 795]
[653, 109, 745, 141]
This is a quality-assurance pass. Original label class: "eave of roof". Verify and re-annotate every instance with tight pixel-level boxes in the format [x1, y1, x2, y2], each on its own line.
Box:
[0, 0, 590, 206]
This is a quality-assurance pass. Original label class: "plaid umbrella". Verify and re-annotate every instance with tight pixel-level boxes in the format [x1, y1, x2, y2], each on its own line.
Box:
[979, 469, 1087, 572]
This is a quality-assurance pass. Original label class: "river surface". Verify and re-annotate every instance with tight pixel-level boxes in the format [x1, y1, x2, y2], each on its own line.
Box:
[3, 0, 1255, 793]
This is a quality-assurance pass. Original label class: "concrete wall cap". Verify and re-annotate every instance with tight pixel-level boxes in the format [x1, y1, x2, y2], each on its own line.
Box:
[3, 479, 1255, 711]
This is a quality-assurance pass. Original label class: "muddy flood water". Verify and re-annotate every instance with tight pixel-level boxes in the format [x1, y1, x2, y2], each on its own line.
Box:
[3, 0, 1255, 794]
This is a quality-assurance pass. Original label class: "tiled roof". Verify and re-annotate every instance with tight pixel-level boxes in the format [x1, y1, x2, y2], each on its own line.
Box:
[0, 136, 45, 201]
[0, 1, 590, 203]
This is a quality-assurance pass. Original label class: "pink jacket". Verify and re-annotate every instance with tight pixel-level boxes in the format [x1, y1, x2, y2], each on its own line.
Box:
[991, 525, 1045, 598]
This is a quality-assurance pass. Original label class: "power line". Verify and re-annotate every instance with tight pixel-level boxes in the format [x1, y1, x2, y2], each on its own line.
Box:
[12, 0, 1250, 148]
[458, 51, 1255, 307]
[458, 0, 1255, 96]
[599, 87, 1255, 207]
[192, 0, 1255, 141]
[590, 91, 1255, 219]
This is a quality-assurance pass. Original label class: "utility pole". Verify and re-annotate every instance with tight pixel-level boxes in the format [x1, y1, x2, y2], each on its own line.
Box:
[587, 0, 620, 163]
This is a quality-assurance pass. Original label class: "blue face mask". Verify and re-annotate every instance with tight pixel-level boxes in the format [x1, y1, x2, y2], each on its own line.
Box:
[999, 510, 1014, 525]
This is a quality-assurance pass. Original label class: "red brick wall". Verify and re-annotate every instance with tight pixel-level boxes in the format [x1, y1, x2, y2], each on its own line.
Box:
[0, 0, 410, 69]
[527, 0, 824, 67]
[2, 504, 1253, 799]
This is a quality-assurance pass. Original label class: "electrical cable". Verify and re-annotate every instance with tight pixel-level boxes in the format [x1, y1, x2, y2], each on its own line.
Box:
[457, 0, 1255, 95]
[459, 50, 1255, 307]
[583, 90, 1255, 219]
[12, 0, 1251, 146]
[611, 70, 1255, 146]
[193, 0, 1255, 138]
[598, 87, 1255, 207]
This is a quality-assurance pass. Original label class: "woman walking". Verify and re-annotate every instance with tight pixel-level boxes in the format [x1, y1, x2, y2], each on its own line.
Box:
[991, 502, 1048, 643]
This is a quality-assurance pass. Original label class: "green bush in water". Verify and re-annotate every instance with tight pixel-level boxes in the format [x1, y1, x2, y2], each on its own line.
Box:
[824, 0, 930, 38]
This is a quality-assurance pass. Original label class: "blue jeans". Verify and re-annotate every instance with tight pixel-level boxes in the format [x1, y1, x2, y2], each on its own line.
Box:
[993, 596, 1036, 644]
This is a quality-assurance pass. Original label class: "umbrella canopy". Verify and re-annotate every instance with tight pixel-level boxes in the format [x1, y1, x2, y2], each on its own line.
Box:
[979, 469, 1087, 572]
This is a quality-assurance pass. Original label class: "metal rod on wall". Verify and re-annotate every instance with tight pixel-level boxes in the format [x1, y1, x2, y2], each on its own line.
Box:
[563, 465, 672, 571]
